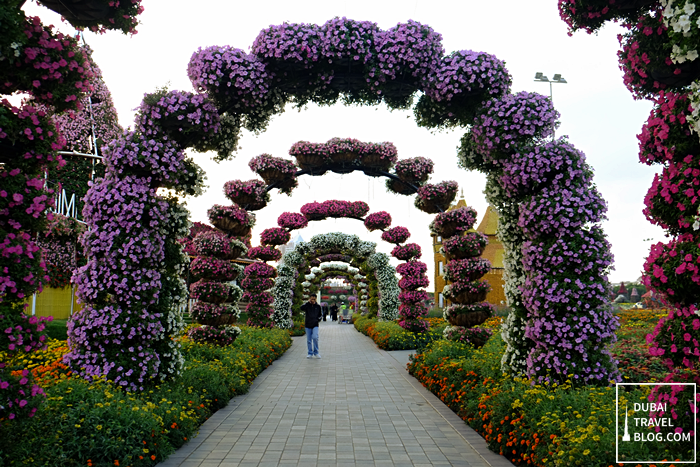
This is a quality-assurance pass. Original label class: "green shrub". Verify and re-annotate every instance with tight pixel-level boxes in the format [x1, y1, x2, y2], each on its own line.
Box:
[44, 318, 68, 340]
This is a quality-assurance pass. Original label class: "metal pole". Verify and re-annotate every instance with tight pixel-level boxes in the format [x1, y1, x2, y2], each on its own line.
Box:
[70, 285, 75, 316]
[550, 81, 555, 139]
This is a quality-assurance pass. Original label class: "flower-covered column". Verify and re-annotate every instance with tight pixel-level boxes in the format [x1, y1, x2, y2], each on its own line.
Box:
[244, 227, 287, 328]
[188, 231, 244, 345]
[1, 7, 92, 420]
[431, 207, 494, 347]
[67, 90, 217, 390]
[460, 91, 619, 386]
[638, 91, 700, 431]
[384, 227, 431, 332]
[242, 262, 278, 328]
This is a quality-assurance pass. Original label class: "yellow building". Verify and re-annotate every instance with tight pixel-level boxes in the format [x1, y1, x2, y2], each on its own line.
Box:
[432, 198, 505, 308]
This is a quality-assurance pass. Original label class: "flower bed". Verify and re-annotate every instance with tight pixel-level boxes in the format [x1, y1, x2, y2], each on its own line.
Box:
[353, 315, 447, 350]
[0, 327, 291, 465]
[407, 311, 693, 466]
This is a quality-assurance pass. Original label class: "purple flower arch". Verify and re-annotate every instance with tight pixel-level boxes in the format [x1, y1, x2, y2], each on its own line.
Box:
[187, 19, 617, 386]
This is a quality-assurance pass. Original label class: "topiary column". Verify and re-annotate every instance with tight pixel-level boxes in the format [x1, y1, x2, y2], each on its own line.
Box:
[187, 231, 244, 345]
[431, 206, 494, 347]
[385, 226, 431, 332]
[67, 89, 217, 391]
[1, 6, 92, 420]
[459, 92, 619, 386]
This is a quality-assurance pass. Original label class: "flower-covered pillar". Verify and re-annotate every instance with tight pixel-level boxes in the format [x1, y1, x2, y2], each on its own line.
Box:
[430, 207, 494, 347]
[1, 4, 93, 420]
[221, 175, 284, 329]
[244, 227, 288, 328]
[188, 231, 244, 345]
[558, 0, 700, 432]
[67, 90, 217, 390]
[459, 91, 619, 386]
[638, 91, 700, 431]
[383, 227, 429, 332]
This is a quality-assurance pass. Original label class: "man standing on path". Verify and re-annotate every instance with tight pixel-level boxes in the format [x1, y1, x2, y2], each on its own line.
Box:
[300, 296, 323, 359]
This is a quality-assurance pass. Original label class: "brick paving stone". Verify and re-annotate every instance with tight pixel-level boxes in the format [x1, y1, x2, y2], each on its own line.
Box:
[156, 321, 515, 467]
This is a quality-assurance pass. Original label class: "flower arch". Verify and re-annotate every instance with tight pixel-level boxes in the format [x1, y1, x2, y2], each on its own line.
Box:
[271, 232, 399, 329]
[187, 17, 617, 386]
[44, 15, 616, 392]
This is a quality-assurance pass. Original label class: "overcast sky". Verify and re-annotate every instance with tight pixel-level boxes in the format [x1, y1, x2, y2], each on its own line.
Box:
[24, 0, 664, 287]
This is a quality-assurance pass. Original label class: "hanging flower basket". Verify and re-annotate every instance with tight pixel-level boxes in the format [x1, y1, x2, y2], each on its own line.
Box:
[329, 152, 357, 164]
[238, 199, 268, 211]
[301, 201, 328, 221]
[415, 180, 458, 214]
[294, 153, 327, 169]
[248, 246, 282, 262]
[208, 218, 250, 237]
[394, 157, 433, 183]
[208, 205, 255, 237]
[445, 258, 492, 283]
[197, 313, 239, 326]
[258, 168, 288, 183]
[434, 221, 459, 238]
[387, 178, 417, 195]
[451, 290, 488, 304]
[444, 303, 494, 327]
[190, 257, 242, 282]
[429, 206, 479, 238]
[414, 197, 452, 214]
[447, 311, 490, 327]
[442, 232, 488, 259]
[190, 302, 239, 325]
[228, 240, 248, 260]
[190, 280, 231, 304]
[443, 280, 491, 304]
[359, 153, 392, 171]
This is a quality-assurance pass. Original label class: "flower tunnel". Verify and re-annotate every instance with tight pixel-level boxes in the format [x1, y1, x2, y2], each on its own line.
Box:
[0, 12, 621, 400]
[271, 232, 399, 329]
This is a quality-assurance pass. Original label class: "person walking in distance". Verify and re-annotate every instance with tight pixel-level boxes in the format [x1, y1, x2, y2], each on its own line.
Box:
[300, 296, 323, 359]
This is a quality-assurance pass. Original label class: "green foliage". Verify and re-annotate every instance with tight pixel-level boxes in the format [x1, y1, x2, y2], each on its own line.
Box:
[44, 318, 68, 340]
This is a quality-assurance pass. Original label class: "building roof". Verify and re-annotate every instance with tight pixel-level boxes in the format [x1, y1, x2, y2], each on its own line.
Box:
[476, 205, 499, 236]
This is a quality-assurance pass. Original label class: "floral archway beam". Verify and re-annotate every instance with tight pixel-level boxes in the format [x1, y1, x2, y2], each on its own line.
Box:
[248, 140, 455, 213]
[187, 19, 512, 161]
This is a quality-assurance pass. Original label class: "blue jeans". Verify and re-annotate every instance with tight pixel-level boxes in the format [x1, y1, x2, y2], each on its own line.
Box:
[306, 327, 319, 356]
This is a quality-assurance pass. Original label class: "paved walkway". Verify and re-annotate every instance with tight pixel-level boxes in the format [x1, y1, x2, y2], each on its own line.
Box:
[158, 320, 514, 467]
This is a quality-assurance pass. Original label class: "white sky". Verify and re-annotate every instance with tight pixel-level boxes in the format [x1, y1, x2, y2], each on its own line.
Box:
[23, 0, 664, 288]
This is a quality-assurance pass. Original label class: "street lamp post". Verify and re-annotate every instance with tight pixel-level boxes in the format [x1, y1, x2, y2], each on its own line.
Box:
[534, 72, 567, 138]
